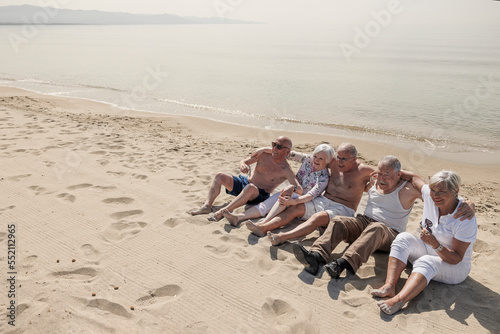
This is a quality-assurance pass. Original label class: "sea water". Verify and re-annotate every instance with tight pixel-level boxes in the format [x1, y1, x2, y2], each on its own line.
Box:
[0, 23, 499, 160]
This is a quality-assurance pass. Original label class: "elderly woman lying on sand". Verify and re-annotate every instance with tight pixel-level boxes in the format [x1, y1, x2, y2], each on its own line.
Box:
[372, 170, 477, 315]
[222, 144, 335, 233]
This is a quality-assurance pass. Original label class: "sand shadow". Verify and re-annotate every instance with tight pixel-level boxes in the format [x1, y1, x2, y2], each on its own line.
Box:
[325, 250, 408, 300]
[368, 253, 500, 333]
[379, 276, 500, 332]
[321, 250, 500, 333]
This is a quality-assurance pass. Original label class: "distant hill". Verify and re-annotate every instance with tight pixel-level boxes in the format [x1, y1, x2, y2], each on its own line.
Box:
[0, 5, 256, 25]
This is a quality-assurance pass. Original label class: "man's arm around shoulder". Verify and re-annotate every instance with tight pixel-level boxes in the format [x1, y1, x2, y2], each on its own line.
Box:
[359, 163, 376, 191]
[400, 170, 426, 192]
[240, 149, 269, 174]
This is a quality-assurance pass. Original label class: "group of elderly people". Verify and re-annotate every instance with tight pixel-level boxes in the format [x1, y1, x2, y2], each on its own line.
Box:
[190, 136, 477, 315]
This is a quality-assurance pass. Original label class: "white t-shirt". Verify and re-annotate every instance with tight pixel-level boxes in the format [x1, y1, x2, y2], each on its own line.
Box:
[421, 184, 477, 263]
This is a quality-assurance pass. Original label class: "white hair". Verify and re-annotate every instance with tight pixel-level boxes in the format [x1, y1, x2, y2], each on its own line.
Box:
[379, 155, 401, 173]
[429, 170, 461, 196]
[312, 144, 335, 163]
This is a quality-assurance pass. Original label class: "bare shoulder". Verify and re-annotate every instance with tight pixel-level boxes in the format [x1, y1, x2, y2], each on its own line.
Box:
[256, 152, 273, 162]
[358, 162, 375, 175]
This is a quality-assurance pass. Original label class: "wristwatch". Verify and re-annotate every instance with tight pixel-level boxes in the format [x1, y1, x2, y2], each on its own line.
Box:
[434, 244, 444, 252]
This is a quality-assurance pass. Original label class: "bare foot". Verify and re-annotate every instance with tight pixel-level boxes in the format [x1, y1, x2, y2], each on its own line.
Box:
[245, 220, 265, 237]
[188, 205, 211, 216]
[371, 284, 396, 298]
[223, 210, 240, 226]
[208, 210, 224, 222]
[377, 299, 405, 315]
[267, 232, 283, 246]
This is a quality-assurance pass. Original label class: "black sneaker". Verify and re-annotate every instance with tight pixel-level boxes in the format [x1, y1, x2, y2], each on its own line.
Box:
[324, 260, 342, 279]
[292, 243, 324, 275]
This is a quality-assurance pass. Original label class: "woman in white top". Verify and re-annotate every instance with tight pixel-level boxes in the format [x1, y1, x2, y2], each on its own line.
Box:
[223, 144, 334, 234]
[371, 170, 477, 315]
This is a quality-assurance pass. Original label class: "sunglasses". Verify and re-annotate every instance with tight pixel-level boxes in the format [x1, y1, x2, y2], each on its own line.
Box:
[423, 218, 433, 234]
[336, 155, 354, 163]
[272, 142, 290, 150]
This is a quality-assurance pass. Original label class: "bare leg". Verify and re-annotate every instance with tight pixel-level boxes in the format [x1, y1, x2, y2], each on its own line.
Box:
[223, 206, 261, 226]
[189, 172, 234, 215]
[210, 184, 259, 221]
[260, 199, 287, 224]
[267, 211, 330, 245]
[371, 256, 407, 298]
[377, 272, 428, 315]
[258, 204, 306, 234]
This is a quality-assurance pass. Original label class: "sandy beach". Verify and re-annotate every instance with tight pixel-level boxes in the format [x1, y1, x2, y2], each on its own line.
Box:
[1, 86, 499, 333]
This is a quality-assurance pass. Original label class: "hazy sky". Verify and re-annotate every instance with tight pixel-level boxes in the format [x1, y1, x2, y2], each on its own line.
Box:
[2, 0, 499, 24]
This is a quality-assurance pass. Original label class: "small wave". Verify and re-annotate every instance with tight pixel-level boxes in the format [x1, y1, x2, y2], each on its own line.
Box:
[1, 81, 496, 154]
[157, 97, 497, 153]
[157, 97, 424, 142]
[157, 98, 254, 117]
[4, 77, 128, 94]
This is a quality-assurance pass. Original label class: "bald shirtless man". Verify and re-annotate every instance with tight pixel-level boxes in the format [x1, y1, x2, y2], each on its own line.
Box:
[189, 136, 302, 221]
[246, 143, 374, 244]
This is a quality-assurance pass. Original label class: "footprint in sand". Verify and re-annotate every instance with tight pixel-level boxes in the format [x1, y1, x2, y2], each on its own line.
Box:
[98, 159, 110, 166]
[101, 221, 147, 243]
[102, 197, 135, 205]
[16, 303, 30, 317]
[163, 218, 183, 228]
[52, 267, 99, 280]
[204, 234, 250, 259]
[261, 298, 320, 334]
[106, 171, 125, 177]
[28, 185, 48, 195]
[341, 296, 372, 308]
[0, 205, 15, 215]
[255, 257, 280, 275]
[87, 298, 131, 318]
[90, 150, 107, 155]
[183, 214, 211, 226]
[81, 244, 100, 263]
[56, 192, 76, 203]
[6, 174, 31, 181]
[132, 173, 148, 180]
[43, 160, 56, 167]
[136, 284, 183, 306]
[110, 209, 144, 220]
[342, 310, 357, 319]
[67, 183, 93, 190]
[20, 255, 38, 269]
[93, 185, 117, 191]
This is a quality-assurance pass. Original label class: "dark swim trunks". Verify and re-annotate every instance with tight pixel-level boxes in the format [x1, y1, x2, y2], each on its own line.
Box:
[226, 175, 270, 205]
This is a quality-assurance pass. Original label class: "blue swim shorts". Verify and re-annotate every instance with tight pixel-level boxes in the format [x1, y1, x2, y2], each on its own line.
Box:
[226, 175, 270, 205]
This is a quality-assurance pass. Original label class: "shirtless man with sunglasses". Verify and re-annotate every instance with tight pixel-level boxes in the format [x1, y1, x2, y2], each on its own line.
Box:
[256, 143, 374, 245]
[189, 136, 302, 221]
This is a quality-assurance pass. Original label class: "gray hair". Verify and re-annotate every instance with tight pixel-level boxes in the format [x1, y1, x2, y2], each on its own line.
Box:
[312, 144, 335, 163]
[429, 170, 461, 196]
[337, 142, 357, 158]
[379, 155, 401, 173]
